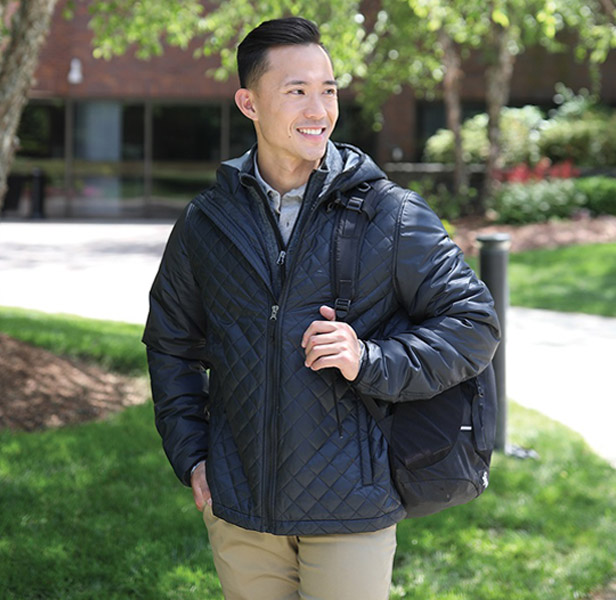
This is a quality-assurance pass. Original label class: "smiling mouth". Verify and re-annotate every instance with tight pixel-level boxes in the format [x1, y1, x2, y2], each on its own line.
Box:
[297, 127, 326, 136]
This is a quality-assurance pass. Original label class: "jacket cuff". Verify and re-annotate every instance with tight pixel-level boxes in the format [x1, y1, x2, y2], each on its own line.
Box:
[351, 339, 369, 386]
[190, 459, 206, 475]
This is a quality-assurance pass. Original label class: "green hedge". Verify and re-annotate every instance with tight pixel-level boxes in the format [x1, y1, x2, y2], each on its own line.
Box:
[489, 176, 616, 224]
[538, 116, 616, 167]
[574, 176, 616, 216]
[490, 179, 586, 224]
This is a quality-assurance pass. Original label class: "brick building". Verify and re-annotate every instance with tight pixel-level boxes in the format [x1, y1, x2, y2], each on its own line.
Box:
[11, 0, 616, 218]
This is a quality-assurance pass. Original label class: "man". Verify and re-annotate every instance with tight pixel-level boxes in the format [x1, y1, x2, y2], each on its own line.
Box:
[143, 17, 500, 600]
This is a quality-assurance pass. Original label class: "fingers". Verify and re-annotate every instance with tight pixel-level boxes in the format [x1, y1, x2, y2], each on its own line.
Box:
[319, 305, 336, 321]
[306, 343, 359, 380]
[190, 461, 211, 512]
[301, 317, 337, 349]
[302, 319, 349, 359]
[303, 331, 348, 365]
[301, 306, 361, 381]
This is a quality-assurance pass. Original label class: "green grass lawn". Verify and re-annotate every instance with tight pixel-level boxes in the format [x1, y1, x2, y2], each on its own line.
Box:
[507, 243, 616, 317]
[1, 400, 614, 600]
[466, 242, 616, 317]
[0, 404, 221, 599]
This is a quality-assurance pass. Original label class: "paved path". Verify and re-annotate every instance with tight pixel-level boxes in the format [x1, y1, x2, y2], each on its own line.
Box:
[507, 307, 616, 466]
[1, 220, 615, 466]
[0, 221, 171, 325]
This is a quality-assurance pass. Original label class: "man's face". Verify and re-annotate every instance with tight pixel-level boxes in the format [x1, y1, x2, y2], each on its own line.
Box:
[239, 43, 339, 168]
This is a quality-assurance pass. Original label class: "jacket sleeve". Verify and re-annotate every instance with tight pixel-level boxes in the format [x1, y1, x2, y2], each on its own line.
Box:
[142, 205, 210, 486]
[353, 191, 501, 402]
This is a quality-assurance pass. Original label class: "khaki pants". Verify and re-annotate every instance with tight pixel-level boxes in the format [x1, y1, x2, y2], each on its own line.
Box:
[203, 505, 397, 600]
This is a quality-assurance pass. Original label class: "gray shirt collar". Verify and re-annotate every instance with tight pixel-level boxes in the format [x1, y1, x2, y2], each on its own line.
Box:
[252, 156, 307, 214]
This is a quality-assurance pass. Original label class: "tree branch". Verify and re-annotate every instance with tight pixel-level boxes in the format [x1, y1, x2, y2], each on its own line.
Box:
[599, 0, 616, 16]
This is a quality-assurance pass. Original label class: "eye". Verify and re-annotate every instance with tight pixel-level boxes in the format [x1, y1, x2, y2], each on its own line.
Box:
[288, 88, 305, 95]
[324, 88, 338, 96]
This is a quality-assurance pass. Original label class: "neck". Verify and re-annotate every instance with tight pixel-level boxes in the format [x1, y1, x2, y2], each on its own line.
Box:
[255, 152, 320, 196]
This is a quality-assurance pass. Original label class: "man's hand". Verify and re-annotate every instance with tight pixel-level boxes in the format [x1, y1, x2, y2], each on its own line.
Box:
[190, 460, 211, 511]
[301, 305, 362, 381]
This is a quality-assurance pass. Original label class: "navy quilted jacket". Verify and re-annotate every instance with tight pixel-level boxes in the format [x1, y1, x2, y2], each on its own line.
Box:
[143, 142, 500, 535]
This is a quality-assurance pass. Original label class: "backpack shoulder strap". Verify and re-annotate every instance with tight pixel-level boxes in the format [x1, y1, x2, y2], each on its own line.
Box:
[332, 178, 399, 436]
[332, 178, 395, 322]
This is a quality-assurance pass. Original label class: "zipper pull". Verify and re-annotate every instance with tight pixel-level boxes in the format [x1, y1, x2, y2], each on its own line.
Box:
[276, 250, 286, 266]
[270, 304, 280, 321]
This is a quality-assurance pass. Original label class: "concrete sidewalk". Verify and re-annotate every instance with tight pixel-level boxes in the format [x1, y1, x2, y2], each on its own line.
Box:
[1, 220, 615, 466]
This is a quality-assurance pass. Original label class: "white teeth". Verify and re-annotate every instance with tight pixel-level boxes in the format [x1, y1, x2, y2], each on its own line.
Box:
[298, 128, 323, 135]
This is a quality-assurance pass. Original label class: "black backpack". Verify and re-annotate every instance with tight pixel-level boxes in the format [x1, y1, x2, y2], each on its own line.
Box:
[332, 179, 498, 518]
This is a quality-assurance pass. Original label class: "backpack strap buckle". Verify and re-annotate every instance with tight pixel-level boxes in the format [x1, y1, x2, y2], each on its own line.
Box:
[346, 196, 364, 212]
[334, 297, 352, 321]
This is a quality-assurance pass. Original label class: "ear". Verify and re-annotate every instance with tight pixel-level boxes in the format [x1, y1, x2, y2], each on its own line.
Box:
[234, 88, 258, 121]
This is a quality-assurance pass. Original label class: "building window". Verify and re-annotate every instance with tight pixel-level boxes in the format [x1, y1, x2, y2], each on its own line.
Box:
[152, 104, 221, 162]
[12, 98, 380, 218]
[16, 101, 65, 159]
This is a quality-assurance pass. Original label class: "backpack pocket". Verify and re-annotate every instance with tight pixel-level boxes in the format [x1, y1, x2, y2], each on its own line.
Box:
[385, 371, 495, 519]
[389, 383, 467, 471]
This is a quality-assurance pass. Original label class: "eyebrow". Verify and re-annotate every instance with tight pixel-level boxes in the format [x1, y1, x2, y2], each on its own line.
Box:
[283, 79, 338, 87]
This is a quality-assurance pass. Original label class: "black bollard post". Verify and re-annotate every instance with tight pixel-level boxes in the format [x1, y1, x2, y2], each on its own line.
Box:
[30, 168, 46, 219]
[476, 233, 511, 452]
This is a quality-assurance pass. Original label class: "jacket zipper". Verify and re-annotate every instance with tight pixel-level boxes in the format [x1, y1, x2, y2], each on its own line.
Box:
[264, 257, 286, 528]
[263, 300, 283, 528]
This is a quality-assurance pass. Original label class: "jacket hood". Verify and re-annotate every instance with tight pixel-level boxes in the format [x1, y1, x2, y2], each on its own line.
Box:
[216, 141, 386, 200]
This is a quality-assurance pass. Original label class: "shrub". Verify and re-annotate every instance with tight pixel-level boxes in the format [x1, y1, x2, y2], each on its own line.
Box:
[537, 116, 616, 167]
[574, 176, 616, 216]
[423, 106, 545, 167]
[424, 85, 616, 170]
[490, 179, 586, 224]
[536, 85, 616, 167]
[409, 176, 478, 221]
[423, 113, 489, 164]
[495, 159, 581, 183]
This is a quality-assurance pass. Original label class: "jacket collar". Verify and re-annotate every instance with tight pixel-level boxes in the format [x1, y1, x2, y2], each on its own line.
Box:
[219, 141, 384, 201]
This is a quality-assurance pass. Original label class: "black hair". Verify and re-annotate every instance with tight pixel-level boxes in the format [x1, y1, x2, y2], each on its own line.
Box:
[237, 17, 326, 89]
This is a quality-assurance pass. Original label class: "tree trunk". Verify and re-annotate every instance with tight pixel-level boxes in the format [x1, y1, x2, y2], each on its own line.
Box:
[439, 30, 468, 196]
[0, 0, 58, 203]
[483, 23, 516, 203]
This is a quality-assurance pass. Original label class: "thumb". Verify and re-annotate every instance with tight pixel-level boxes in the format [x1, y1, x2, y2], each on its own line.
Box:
[319, 305, 336, 321]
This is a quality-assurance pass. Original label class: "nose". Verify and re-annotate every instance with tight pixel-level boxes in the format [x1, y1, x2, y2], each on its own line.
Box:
[303, 93, 327, 120]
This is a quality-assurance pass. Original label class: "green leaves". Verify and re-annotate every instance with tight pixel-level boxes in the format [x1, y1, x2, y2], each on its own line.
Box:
[492, 7, 510, 28]
[87, 0, 206, 60]
[86, 0, 370, 84]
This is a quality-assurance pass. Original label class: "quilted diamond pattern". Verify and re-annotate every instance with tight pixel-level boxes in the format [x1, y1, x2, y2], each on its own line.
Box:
[146, 141, 496, 535]
[186, 176, 407, 534]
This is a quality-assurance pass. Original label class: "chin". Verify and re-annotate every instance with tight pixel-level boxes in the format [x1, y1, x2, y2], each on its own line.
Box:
[299, 143, 329, 162]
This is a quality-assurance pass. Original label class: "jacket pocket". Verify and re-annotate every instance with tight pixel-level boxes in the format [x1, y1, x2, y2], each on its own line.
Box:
[357, 404, 374, 486]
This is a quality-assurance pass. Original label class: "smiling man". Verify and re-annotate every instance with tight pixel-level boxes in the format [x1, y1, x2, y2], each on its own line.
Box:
[143, 17, 500, 600]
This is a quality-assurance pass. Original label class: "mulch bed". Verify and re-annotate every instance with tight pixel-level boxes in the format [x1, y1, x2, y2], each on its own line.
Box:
[452, 214, 616, 256]
[0, 332, 147, 431]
